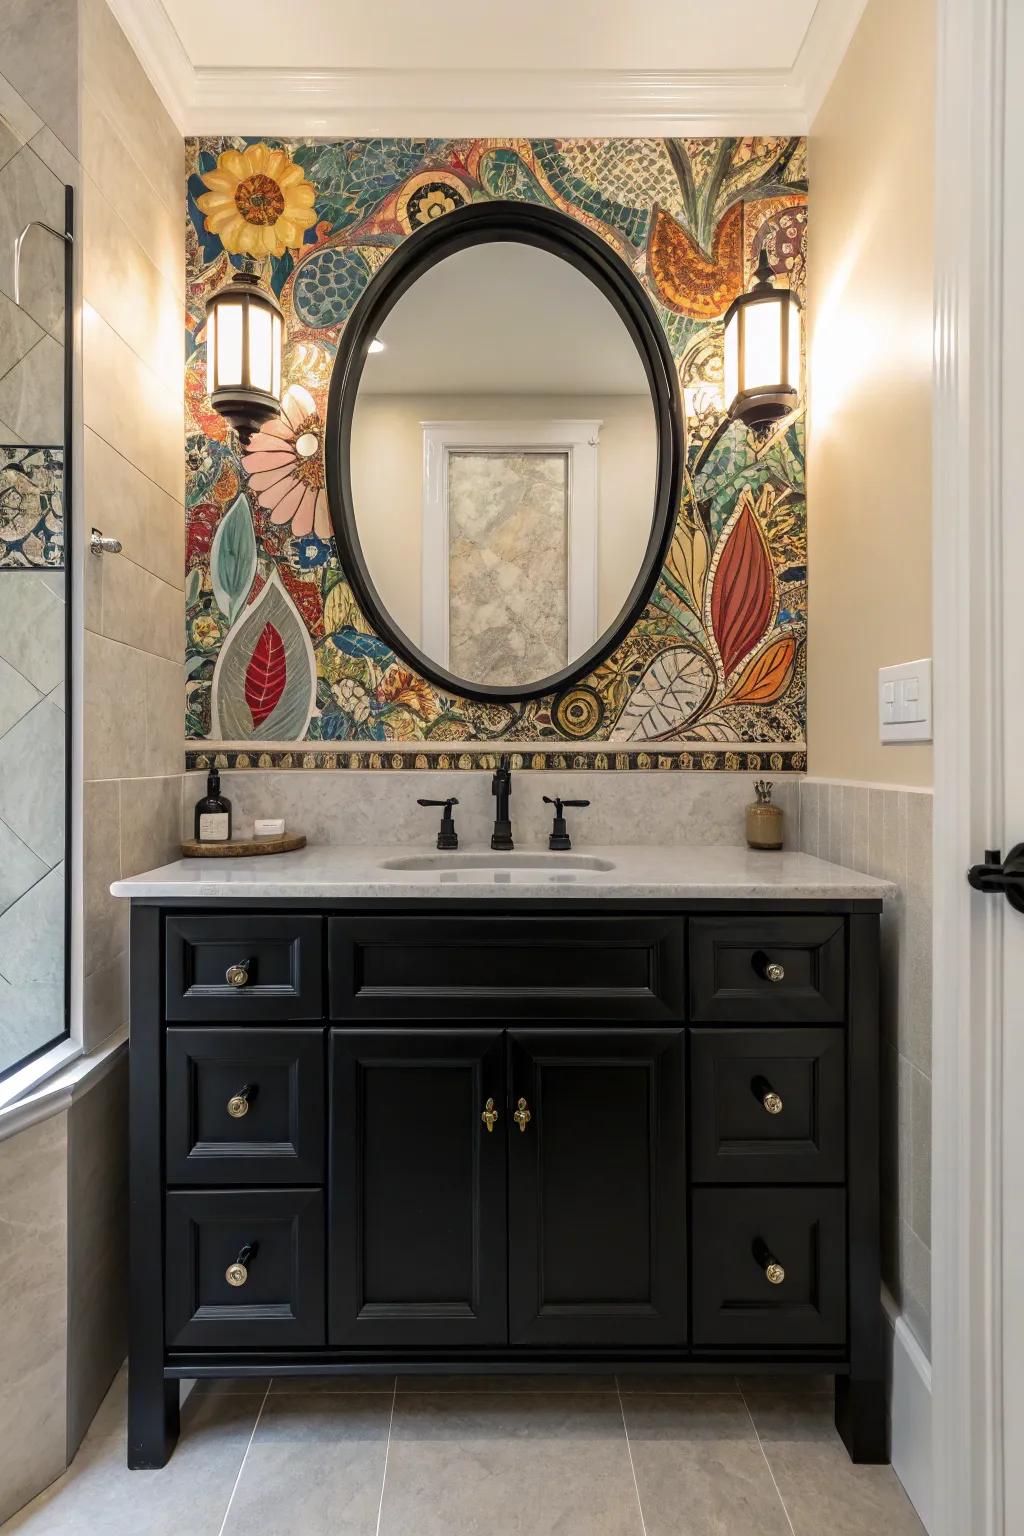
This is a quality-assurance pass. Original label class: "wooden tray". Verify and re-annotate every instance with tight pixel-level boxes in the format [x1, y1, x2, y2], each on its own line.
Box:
[181, 832, 306, 858]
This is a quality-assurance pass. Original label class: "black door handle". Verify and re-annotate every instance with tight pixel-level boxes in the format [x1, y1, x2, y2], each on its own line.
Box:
[967, 845, 1024, 913]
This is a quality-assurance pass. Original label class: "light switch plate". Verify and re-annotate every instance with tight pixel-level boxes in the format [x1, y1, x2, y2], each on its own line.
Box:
[879, 658, 932, 743]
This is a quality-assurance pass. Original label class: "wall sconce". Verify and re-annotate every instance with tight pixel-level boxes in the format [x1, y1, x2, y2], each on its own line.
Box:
[204, 256, 283, 444]
[723, 247, 801, 433]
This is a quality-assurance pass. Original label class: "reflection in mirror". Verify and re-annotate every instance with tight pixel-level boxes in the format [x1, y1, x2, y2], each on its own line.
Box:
[0, 183, 69, 1080]
[350, 241, 657, 691]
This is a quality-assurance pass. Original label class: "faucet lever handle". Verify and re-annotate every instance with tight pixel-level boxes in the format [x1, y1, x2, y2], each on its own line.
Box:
[544, 796, 589, 852]
[417, 797, 459, 850]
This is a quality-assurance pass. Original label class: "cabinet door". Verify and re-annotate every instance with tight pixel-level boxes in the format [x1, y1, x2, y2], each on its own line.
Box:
[329, 1029, 506, 1346]
[507, 1029, 686, 1346]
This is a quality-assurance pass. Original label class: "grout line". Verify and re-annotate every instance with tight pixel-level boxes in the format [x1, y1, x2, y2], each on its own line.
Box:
[615, 1377, 649, 1536]
[740, 1387, 796, 1536]
[216, 1378, 272, 1536]
[374, 1377, 398, 1536]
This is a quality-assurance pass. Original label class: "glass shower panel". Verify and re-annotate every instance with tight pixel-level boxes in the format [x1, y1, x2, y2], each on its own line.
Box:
[0, 111, 70, 1079]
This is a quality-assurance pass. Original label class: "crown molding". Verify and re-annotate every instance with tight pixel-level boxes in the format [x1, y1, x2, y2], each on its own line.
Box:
[793, 0, 871, 127]
[106, 0, 861, 137]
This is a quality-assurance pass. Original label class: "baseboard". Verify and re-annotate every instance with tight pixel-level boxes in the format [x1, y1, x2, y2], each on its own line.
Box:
[882, 1286, 933, 1531]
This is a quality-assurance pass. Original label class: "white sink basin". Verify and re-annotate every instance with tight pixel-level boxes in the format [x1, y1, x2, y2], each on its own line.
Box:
[379, 851, 616, 873]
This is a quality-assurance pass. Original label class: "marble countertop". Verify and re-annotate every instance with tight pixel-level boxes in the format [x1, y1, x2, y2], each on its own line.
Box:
[111, 844, 893, 901]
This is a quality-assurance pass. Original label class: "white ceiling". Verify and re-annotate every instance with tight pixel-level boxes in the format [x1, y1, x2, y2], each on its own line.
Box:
[361, 244, 649, 396]
[108, 0, 868, 137]
[160, 0, 818, 74]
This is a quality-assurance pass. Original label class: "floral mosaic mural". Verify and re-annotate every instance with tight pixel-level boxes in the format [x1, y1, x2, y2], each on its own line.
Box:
[185, 137, 807, 768]
[0, 447, 64, 569]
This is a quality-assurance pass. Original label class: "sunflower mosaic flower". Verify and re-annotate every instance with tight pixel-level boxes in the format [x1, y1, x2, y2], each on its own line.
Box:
[242, 385, 329, 540]
[196, 144, 317, 259]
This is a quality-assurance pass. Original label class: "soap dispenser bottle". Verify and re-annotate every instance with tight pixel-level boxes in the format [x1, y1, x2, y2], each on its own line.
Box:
[194, 766, 232, 843]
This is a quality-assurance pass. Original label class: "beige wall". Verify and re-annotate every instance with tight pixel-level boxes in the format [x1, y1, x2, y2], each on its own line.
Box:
[351, 393, 656, 648]
[807, 0, 934, 785]
[80, 0, 184, 1049]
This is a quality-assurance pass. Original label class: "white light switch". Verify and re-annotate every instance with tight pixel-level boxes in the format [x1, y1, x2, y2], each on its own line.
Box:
[878, 659, 932, 743]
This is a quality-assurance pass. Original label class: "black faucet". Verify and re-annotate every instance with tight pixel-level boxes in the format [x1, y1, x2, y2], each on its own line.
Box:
[543, 795, 590, 851]
[417, 797, 459, 850]
[491, 757, 513, 850]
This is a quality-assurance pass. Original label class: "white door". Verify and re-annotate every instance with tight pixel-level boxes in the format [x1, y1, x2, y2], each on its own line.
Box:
[933, 3, 1024, 1533]
[999, 0, 1024, 1523]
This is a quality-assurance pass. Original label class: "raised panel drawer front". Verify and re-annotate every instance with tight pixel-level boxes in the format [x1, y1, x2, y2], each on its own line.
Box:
[165, 915, 323, 1022]
[329, 1029, 507, 1347]
[165, 1188, 324, 1348]
[507, 1028, 687, 1346]
[691, 1187, 847, 1349]
[689, 1028, 845, 1183]
[689, 915, 845, 1024]
[328, 916, 685, 1021]
[165, 1028, 325, 1184]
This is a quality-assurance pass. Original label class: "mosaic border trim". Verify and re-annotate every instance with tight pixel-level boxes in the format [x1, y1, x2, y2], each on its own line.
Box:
[186, 747, 807, 773]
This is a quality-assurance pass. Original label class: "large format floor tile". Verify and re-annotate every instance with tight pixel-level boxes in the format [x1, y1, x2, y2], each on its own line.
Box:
[748, 1392, 926, 1536]
[222, 1393, 393, 1536]
[621, 1392, 792, 1536]
[4, 1369, 260, 1535]
[378, 1391, 643, 1536]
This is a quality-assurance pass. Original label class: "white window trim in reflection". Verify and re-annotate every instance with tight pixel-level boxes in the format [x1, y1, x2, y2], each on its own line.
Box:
[420, 420, 602, 676]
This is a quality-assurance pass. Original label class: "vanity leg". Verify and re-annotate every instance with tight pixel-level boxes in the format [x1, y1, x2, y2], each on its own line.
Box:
[127, 905, 177, 1468]
[839, 914, 887, 1464]
[127, 1369, 179, 1469]
[835, 1373, 887, 1463]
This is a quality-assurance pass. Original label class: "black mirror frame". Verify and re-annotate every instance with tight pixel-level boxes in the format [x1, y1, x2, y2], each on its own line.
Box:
[325, 199, 684, 705]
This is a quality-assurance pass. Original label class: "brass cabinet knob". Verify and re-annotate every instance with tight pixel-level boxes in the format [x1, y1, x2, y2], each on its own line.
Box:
[481, 1097, 499, 1133]
[513, 1097, 532, 1133]
[754, 1237, 785, 1285]
[225, 1242, 255, 1288]
[762, 1090, 784, 1115]
[227, 1085, 253, 1119]
[765, 961, 785, 983]
[226, 960, 250, 989]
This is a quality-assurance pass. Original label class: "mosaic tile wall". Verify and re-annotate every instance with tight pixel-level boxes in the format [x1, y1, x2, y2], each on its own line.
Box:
[0, 447, 64, 569]
[185, 138, 808, 770]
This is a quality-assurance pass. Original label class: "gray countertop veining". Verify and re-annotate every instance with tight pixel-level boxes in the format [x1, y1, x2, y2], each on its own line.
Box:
[110, 844, 893, 901]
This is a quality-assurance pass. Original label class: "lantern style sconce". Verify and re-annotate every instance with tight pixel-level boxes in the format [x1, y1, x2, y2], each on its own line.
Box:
[204, 256, 283, 444]
[723, 247, 801, 432]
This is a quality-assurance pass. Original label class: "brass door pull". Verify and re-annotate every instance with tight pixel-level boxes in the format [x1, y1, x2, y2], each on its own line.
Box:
[513, 1097, 532, 1133]
[762, 1091, 784, 1115]
[481, 1097, 499, 1133]
[227, 1084, 253, 1119]
[764, 962, 785, 983]
[226, 960, 251, 988]
[225, 1242, 256, 1287]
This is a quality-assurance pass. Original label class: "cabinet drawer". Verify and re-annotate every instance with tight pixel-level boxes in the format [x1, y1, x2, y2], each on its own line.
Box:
[328, 916, 684, 1021]
[690, 1028, 845, 1183]
[689, 916, 845, 1024]
[166, 1028, 325, 1184]
[691, 1188, 846, 1348]
[165, 1188, 324, 1348]
[166, 915, 323, 1022]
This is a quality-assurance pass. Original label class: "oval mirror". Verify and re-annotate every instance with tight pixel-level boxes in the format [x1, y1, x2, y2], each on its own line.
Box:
[326, 202, 682, 703]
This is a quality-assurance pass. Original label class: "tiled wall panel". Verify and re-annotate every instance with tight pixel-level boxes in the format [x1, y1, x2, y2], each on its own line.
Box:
[80, 1, 185, 1052]
[799, 779, 932, 1353]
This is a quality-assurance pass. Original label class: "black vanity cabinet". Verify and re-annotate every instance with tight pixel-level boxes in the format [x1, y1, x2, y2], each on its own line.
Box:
[127, 899, 885, 1470]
